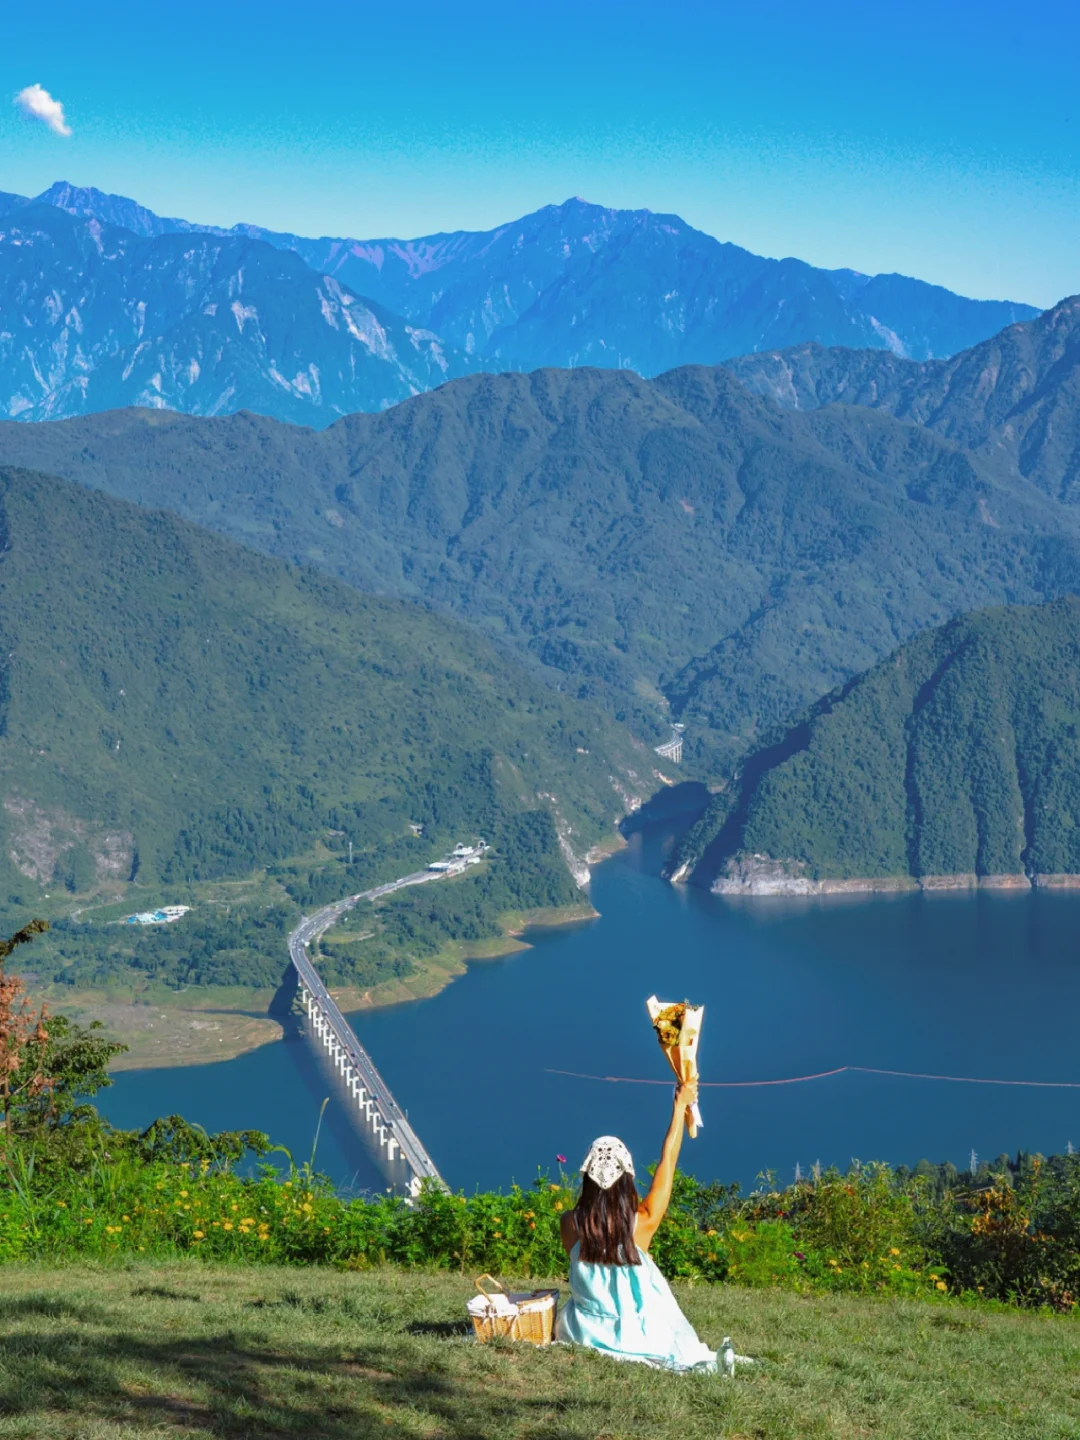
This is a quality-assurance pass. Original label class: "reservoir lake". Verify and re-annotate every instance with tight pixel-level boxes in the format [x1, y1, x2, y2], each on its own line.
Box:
[101, 821, 1080, 1194]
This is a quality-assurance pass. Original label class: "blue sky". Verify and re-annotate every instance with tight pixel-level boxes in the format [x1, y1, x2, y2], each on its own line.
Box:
[3, 0, 1077, 306]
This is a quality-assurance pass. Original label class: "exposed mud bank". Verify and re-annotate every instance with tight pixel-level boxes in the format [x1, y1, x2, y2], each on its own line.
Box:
[698, 855, 1080, 897]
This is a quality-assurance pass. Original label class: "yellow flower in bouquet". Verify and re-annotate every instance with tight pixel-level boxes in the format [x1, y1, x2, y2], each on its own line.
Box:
[645, 995, 704, 1136]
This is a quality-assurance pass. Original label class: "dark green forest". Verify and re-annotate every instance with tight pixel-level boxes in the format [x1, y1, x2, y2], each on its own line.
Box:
[5, 353, 1080, 771]
[670, 597, 1080, 885]
[0, 466, 646, 988]
[42, 810, 578, 991]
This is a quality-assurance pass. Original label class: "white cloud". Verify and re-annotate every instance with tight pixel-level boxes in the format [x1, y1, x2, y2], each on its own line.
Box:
[14, 84, 72, 137]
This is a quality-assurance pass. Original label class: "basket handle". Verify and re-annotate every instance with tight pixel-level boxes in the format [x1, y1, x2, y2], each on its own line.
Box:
[474, 1273, 508, 1302]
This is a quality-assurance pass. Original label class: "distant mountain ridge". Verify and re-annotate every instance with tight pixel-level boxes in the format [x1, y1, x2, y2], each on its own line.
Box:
[234, 197, 1036, 370]
[0, 180, 1040, 426]
[0, 202, 469, 423]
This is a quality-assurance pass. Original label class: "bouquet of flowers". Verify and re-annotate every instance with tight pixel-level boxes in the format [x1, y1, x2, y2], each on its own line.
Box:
[646, 995, 704, 1137]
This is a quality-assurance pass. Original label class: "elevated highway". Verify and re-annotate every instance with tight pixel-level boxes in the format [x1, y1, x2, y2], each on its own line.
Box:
[288, 869, 446, 1196]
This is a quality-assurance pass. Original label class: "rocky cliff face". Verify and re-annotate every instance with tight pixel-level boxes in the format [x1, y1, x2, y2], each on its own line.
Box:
[0, 204, 469, 424]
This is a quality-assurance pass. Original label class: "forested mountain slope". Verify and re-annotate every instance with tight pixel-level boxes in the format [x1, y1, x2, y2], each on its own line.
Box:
[724, 295, 1080, 503]
[3, 365, 1080, 771]
[0, 465, 647, 901]
[0, 204, 469, 424]
[668, 598, 1080, 891]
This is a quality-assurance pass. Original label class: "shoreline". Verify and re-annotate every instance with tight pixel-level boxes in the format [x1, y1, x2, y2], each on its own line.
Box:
[85, 813, 634, 1072]
[330, 898, 599, 1015]
[701, 860, 1080, 898]
[97, 898, 601, 1072]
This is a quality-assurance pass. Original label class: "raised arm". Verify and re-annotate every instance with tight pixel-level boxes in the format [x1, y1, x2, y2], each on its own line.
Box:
[634, 1078, 698, 1251]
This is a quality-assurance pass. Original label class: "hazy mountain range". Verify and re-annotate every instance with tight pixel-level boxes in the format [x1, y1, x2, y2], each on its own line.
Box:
[4, 297, 1080, 774]
[0, 181, 1041, 427]
[0, 201, 468, 424]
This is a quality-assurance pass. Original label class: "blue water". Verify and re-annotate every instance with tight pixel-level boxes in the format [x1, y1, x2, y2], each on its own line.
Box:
[102, 823, 1080, 1193]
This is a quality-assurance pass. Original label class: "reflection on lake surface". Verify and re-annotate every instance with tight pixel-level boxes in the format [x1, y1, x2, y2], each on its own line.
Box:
[102, 822, 1080, 1193]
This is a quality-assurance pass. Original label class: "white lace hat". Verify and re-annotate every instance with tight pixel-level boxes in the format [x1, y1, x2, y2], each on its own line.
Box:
[580, 1136, 635, 1190]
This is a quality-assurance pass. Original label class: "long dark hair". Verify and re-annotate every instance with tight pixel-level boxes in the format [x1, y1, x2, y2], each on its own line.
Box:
[575, 1173, 641, 1265]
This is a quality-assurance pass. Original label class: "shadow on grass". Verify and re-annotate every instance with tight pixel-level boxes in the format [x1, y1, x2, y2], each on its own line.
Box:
[246, 1292, 367, 1319]
[406, 1318, 472, 1338]
[0, 1295, 108, 1323]
[130, 1285, 204, 1303]
[0, 1326, 603, 1439]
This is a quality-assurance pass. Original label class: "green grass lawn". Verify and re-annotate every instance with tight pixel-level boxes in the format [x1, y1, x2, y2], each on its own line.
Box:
[0, 1263, 1076, 1439]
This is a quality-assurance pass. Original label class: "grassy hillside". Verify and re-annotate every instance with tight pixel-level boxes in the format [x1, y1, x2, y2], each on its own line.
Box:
[0, 1263, 1075, 1438]
[3, 363, 1080, 772]
[669, 598, 1080, 887]
[0, 466, 651, 989]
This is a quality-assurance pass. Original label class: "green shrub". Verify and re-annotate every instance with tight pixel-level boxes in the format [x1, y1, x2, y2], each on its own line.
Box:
[0, 1120, 1076, 1313]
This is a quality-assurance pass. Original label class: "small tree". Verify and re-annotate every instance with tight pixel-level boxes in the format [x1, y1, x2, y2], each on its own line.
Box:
[0, 921, 126, 1156]
[0, 921, 52, 1139]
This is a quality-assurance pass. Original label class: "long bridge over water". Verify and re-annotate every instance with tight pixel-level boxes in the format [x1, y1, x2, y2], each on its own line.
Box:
[288, 870, 447, 1196]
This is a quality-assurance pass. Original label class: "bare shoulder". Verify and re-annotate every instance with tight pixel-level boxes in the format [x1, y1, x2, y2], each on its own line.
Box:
[559, 1209, 578, 1252]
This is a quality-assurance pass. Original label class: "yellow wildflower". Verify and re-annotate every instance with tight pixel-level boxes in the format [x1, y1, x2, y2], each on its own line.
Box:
[193, 1230, 204, 1240]
[223, 1222, 233, 1231]
[936, 1281, 947, 1291]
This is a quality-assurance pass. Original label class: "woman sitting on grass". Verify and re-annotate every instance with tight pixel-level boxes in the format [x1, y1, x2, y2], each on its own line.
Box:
[557, 1078, 717, 1371]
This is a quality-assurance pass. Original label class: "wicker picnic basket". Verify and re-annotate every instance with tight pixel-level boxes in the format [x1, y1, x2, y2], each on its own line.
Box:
[468, 1274, 559, 1346]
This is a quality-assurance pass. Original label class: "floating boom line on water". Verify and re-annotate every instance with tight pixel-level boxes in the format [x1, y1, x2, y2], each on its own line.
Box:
[545, 1065, 1080, 1089]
